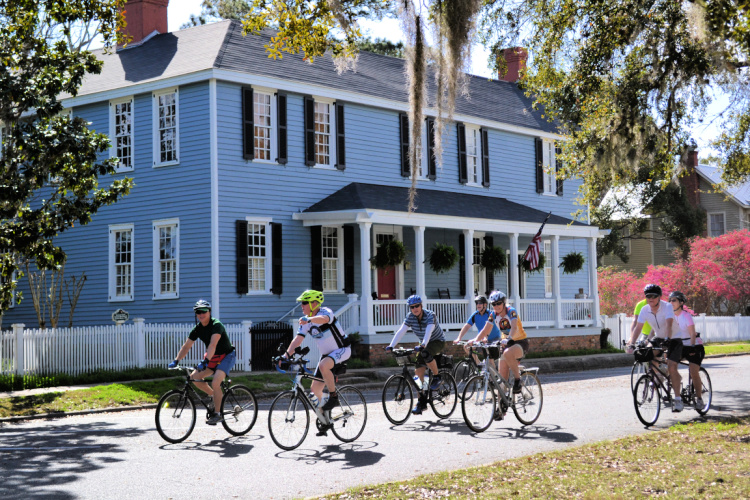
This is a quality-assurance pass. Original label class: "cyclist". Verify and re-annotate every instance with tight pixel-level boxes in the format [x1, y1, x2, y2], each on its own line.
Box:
[168, 300, 237, 425]
[669, 290, 704, 410]
[627, 284, 681, 411]
[630, 298, 652, 344]
[279, 290, 351, 428]
[454, 294, 501, 365]
[385, 294, 446, 415]
[469, 290, 529, 396]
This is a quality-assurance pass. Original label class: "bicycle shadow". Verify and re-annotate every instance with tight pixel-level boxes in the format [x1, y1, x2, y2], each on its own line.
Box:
[389, 417, 476, 436]
[158, 434, 263, 457]
[467, 423, 577, 443]
[272, 441, 384, 468]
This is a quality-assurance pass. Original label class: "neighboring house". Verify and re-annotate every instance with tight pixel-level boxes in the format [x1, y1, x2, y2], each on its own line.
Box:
[600, 216, 679, 274]
[1, 0, 602, 352]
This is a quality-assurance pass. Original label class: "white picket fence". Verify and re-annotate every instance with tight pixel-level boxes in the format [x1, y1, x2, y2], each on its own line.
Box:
[602, 313, 750, 348]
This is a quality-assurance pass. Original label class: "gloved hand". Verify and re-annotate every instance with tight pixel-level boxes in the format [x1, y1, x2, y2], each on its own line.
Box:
[384, 346, 393, 352]
[196, 357, 209, 371]
[168, 360, 178, 369]
[414, 344, 424, 352]
[500, 338, 509, 346]
[625, 345, 635, 355]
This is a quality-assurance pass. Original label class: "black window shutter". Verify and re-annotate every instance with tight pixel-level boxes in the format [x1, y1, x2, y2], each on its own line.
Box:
[304, 96, 315, 166]
[459, 233, 466, 297]
[426, 117, 437, 180]
[270, 222, 283, 295]
[242, 87, 254, 160]
[457, 122, 467, 184]
[481, 128, 490, 187]
[343, 225, 354, 293]
[236, 220, 249, 294]
[310, 226, 323, 290]
[335, 102, 346, 170]
[535, 137, 544, 193]
[276, 93, 288, 164]
[484, 235, 494, 295]
[399, 113, 410, 177]
[555, 144, 563, 196]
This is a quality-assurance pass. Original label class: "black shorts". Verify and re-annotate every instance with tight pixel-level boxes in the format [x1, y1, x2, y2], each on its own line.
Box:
[666, 339, 684, 363]
[683, 345, 705, 366]
[506, 339, 530, 357]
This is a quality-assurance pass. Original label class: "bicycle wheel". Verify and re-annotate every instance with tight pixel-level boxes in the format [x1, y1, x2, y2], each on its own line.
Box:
[453, 360, 478, 401]
[513, 371, 543, 425]
[155, 390, 196, 444]
[220, 384, 258, 436]
[633, 375, 661, 426]
[461, 375, 495, 433]
[693, 367, 712, 416]
[430, 371, 458, 418]
[330, 385, 367, 443]
[268, 390, 310, 451]
[381, 375, 413, 425]
[630, 361, 648, 392]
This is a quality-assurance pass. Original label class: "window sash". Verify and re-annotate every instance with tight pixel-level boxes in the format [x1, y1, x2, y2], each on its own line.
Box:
[254, 92, 272, 161]
[467, 128, 479, 184]
[114, 229, 133, 298]
[247, 223, 267, 291]
[543, 141, 555, 194]
[709, 214, 725, 237]
[157, 92, 178, 164]
[158, 225, 177, 295]
[114, 100, 133, 169]
[543, 240, 552, 296]
[322, 226, 340, 292]
[314, 102, 331, 165]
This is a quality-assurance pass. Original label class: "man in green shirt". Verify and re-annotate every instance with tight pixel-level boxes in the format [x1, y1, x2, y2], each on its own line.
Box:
[631, 298, 652, 341]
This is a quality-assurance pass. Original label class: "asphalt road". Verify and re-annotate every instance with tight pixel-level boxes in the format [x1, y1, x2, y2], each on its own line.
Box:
[1, 356, 748, 500]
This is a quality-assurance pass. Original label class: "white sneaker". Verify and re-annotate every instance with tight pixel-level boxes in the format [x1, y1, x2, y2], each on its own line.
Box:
[672, 398, 683, 413]
[694, 397, 705, 411]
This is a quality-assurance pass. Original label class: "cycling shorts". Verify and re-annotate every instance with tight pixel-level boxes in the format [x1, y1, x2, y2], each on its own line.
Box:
[683, 345, 705, 366]
[315, 346, 352, 378]
[506, 338, 530, 357]
[666, 339, 684, 363]
[207, 350, 236, 375]
[415, 340, 445, 367]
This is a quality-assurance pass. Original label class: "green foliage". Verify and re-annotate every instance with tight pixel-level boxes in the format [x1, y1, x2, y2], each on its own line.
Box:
[345, 357, 372, 369]
[428, 242, 459, 274]
[0, 367, 174, 392]
[370, 239, 407, 269]
[521, 253, 545, 274]
[560, 251, 585, 274]
[0, 0, 133, 310]
[480, 245, 506, 272]
[357, 37, 405, 58]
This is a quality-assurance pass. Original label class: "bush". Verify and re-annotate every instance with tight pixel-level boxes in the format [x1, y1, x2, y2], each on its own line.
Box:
[0, 367, 175, 392]
[346, 358, 372, 369]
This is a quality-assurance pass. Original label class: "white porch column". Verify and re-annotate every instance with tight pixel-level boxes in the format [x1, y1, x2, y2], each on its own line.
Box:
[414, 226, 426, 297]
[359, 222, 373, 335]
[463, 229, 474, 301]
[552, 235, 563, 328]
[509, 233, 520, 305]
[588, 236, 600, 325]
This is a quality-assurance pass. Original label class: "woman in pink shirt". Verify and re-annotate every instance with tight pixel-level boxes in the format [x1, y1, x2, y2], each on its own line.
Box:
[669, 291, 704, 411]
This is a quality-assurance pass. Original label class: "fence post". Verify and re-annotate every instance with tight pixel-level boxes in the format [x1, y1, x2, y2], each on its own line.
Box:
[618, 313, 627, 347]
[347, 293, 360, 331]
[12, 323, 24, 376]
[737, 313, 742, 342]
[133, 318, 146, 368]
[241, 320, 252, 372]
[699, 313, 707, 342]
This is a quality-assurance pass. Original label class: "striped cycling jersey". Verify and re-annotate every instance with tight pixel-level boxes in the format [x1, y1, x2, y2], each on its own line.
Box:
[402, 308, 445, 343]
[296, 306, 349, 355]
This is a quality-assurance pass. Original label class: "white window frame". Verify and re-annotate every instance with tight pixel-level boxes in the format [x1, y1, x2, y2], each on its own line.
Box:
[252, 87, 277, 163]
[322, 225, 344, 293]
[109, 223, 134, 302]
[245, 217, 272, 295]
[465, 125, 483, 186]
[542, 139, 556, 196]
[152, 88, 179, 167]
[414, 120, 430, 180]
[472, 233, 486, 296]
[665, 238, 677, 250]
[110, 96, 134, 173]
[152, 218, 179, 300]
[313, 97, 337, 169]
[708, 212, 726, 237]
[543, 240, 552, 298]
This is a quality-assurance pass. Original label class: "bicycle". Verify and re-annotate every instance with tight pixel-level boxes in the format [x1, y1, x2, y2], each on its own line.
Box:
[267, 346, 367, 451]
[155, 366, 258, 443]
[381, 348, 458, 425]
[453, 351, 482, 401]
[458, 341, 543, 432]
[632, 342, 713, 427]
[626, 339, 657, 392]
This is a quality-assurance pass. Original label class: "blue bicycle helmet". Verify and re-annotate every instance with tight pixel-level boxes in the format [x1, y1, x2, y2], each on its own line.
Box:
[406, 294, 422, 306]
[489, 290, 506, 304]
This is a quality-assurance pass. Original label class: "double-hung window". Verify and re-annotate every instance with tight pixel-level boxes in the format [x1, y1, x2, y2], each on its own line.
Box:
[247, 220, 270, 293]
[466, 126, 482, 185]
[708, 213, 725, 237]
[472, 235, 485, 295]
[543, 240, 552, 297]
[153, 219, 179, 299]
[542, 140, 556, 195]
[109, 224, 134, 301]
[314, 100, 336, 167]
[110, 97, 134, 172]
[322, 226, 343, 292]
[253, 90, 276, 161]
[153, 88, 179, 166]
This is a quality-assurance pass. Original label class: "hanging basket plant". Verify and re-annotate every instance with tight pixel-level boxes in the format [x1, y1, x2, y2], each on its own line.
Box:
[428, 242, 459, 274]
[480, 245, 507, 272]
[521, 253, 546, 274]
[560, 251, 585, 275]
[370, 239, 407, 269]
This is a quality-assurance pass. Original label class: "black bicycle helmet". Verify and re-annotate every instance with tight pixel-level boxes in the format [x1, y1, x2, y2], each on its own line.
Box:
[643, 284, 662, 297]
[669, 291, 687, 303]
[474, 295, 488, 304]
[193, 299, 211, 312]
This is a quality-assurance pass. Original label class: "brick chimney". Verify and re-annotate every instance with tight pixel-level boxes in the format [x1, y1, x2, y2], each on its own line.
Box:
[120, 0, 170, 48]
[498, 47, 528, 82]
[681, 147, 701, 208]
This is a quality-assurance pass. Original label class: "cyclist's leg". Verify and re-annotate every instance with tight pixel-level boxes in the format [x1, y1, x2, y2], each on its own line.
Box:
[212, 351, 236, 410]
[501, 344, 524, 381]
[317, 347, 351, 405]
[684, 345, 704, 399]
[422, 340, 445, 387]
[666, 340, 683, 398]
[191, 367, 215, 399]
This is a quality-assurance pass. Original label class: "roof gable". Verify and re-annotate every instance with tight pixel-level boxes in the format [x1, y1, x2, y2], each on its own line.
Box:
[696, 163, 750, 208]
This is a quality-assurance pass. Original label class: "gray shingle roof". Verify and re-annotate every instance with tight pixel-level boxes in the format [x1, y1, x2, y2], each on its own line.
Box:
[304, 183, 586, 226]
[75, 20, 556, 134]
[696, 163, 750, 207]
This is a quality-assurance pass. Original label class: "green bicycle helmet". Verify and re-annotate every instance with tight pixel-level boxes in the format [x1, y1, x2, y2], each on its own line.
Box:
[296, 290, 324, 305]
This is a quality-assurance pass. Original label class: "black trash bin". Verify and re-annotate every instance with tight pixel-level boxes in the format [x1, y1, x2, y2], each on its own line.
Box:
[250, 321, 294, 371]
[600, 328, 611, 349]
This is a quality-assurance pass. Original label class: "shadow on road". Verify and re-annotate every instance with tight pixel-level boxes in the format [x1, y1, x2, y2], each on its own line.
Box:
[158, 433, 263, 457]
[272, 441, 384, 468]
[0, 420, 147, 499]
[467, 423, 577, 443]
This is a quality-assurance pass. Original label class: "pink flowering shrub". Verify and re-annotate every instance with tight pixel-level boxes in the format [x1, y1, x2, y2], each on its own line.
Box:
[598, 267, 645, 315]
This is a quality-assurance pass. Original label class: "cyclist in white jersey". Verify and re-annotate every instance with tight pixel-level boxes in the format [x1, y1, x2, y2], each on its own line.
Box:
[280, 290, 351, 415]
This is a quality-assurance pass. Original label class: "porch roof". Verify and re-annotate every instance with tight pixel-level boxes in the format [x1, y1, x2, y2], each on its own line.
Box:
[293, 183, 598, 238]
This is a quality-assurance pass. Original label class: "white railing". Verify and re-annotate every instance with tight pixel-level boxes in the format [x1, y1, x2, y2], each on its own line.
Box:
[518, 299, 555, 327]
[601, 313, 750, 347]
[561, 299, 594, 327]
[371, 299, 470, 332]
[424, 299, 471, 330]
[372, 300, 409, 331]
[334, 295, 361, 335]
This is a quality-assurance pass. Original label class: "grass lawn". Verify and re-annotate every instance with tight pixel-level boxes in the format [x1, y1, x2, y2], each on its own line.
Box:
[705, 341, 750, 356]
[323, 416, 750, 499]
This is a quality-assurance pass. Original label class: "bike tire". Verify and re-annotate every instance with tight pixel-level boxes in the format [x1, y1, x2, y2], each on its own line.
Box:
[512, 371, 543, 425]
[330, 385, 368, 443]
[155, 389, 196, 444]
[381, 375, 413, 425]
[630, 361, 648, 393]
[694, 367, 712, 416]
[633, 374, 661, 427]
[461, 375, 496, 433]
[430, 371, 458, 419]
[220, 384, 258, 436]
[268, 390, 310, 451]
[453, 360, 479, 401]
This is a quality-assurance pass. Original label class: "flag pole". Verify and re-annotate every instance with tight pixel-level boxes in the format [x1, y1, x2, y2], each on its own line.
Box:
[522, 211, 552, 261]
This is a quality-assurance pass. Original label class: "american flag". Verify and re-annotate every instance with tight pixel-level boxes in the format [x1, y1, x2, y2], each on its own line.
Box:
[523, 212, 551, 270]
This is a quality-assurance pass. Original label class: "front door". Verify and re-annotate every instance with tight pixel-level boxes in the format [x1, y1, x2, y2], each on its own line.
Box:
[375, 233, 398, 299]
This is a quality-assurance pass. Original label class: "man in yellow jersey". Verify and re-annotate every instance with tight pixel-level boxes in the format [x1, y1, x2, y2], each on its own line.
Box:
[631, 298, 652, 343]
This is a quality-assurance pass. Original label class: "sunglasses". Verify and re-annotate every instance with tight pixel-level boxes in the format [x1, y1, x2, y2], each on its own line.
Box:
[300, 301, 310, 305]
[195, 309, 209, 314]
[491, 301, 505, 306]
[669, 298, 681, 303]
[409, 304, 422, 309]
[645, 294, 660, 299]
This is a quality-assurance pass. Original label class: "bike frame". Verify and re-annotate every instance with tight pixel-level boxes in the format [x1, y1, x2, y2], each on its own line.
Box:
[276, 355, 341, 427]
[464, 342, 539, 408]
[392, 348, 439, 398]
[170, 366, 229, 412]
